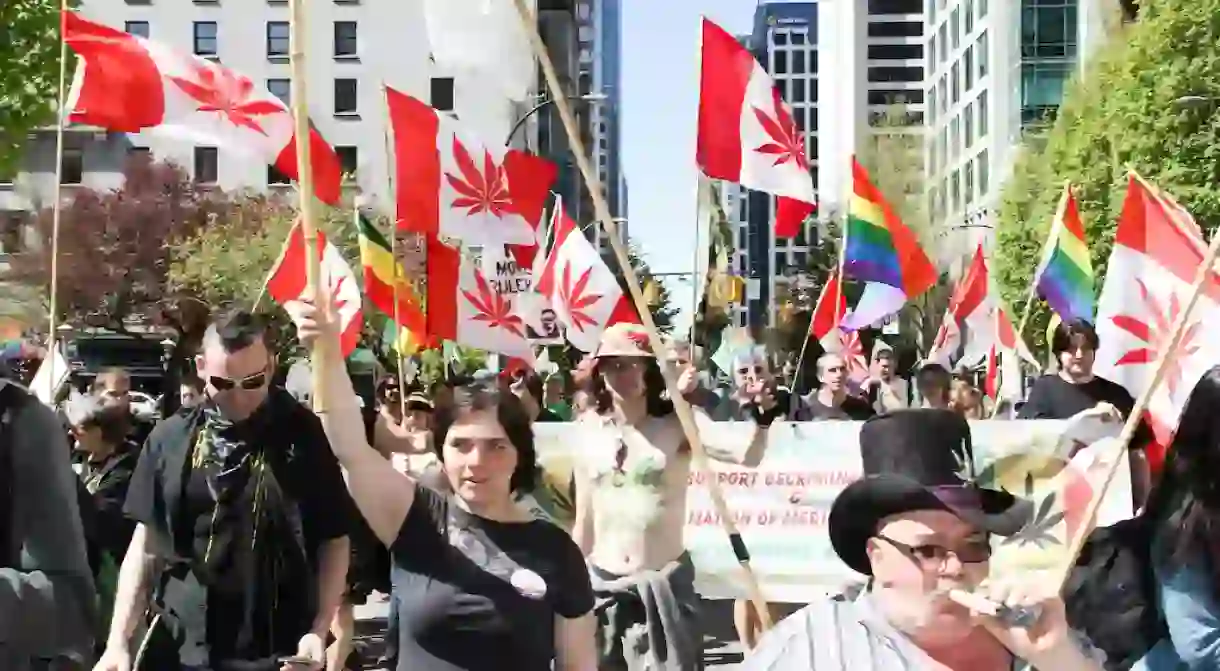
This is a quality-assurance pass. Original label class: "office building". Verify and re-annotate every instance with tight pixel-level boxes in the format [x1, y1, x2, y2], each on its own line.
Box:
[576, 0, 628, 256]
[924, 0, 1116, 265]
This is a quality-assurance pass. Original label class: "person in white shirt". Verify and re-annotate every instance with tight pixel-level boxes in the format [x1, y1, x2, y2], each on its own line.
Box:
[867, 349, 910, 414]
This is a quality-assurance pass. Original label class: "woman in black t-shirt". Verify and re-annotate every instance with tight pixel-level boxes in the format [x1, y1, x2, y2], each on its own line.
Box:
[290, 300, 596, 671]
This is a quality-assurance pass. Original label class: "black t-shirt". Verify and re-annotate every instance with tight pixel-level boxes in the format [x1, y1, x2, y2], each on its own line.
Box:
[123, 392, 351, 664]
[797, 393, 876, 421]
[1018, 374, 1153, 448]
[392, 483, 593, 671]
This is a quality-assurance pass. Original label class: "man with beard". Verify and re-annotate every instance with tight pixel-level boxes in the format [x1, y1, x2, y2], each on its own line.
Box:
[94, 311, 350, 671]
[744, 410, 1105, 670]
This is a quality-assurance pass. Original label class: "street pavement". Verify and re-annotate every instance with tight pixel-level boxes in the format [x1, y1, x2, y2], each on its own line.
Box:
[351, 593, 755, 668]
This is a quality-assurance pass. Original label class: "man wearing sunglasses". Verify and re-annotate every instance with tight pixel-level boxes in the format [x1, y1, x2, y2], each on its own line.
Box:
[742, 410, 1105, 671]
[97, 311, 351, 671]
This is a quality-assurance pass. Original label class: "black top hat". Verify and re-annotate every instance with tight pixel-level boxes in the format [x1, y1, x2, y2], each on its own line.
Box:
[828, 409, 1033, 575]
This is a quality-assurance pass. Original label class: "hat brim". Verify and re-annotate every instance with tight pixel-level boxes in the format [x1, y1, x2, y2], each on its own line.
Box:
[828, 474, 1033, 575]
[594, 348, 654, 359]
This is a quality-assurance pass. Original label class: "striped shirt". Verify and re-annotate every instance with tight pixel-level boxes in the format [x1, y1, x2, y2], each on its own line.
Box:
[742, 594, 1105, 671]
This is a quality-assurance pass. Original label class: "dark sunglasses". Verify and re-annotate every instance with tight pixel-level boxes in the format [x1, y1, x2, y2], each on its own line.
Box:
[209, 371, 268, 391]
[876, 534, 991, 566]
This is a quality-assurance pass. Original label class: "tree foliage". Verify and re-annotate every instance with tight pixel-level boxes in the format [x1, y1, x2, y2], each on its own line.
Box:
[10, 156, 226, 349]
[0, 0, 71, 178]
[993, 0, 1220, 355]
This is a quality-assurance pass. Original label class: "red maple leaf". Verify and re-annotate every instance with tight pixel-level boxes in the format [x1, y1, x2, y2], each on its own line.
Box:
[168, 61, 284, 135]
[329, 274, 350, 314]
[558, 262, 604, 332]
[445, 138, 512, 218]
[1111, 278, 1202, 397]
[461, 271, 526, 337]
[625, 329, 652, 352]
[752, 87, 807, 168]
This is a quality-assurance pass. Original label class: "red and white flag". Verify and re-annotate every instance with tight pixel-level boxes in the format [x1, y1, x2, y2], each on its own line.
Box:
[63, 12, 341, 205]
[808, 271, 867, 381]
[931, 245, 1035, 369]
[534, 198, 639, 352]
[386, 87, 555, 250]
[696, 17, 816, 238]
[426, 237, 535, 362]
[265, 221, 364, 357]
[1094, 175, 1220, 448]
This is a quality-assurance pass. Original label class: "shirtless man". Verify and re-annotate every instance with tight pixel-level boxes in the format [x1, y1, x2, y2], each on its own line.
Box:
[574, 323, 776, 670]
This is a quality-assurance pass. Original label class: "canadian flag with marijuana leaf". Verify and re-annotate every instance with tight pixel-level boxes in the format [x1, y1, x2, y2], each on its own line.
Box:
[62, 11, 342, 205]
[534, 197, 640, 353]
[426, 236, 535, 362]
[386, 86, 556, 251]
[1094, 174, 1220, 448]
[265, 220, 364, 357]
[696, 17, 816, 238]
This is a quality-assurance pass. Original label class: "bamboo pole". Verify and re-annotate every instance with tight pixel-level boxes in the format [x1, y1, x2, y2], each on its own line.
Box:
[287, 0, 327, 409]
[511, 0, 774, 629]
[46, 1, 71, 396]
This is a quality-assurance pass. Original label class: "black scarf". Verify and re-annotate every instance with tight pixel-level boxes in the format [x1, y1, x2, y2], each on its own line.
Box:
[177, 391, 316, 667]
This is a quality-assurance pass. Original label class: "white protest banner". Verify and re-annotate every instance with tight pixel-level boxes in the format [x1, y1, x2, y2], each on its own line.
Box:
[533, 420, 1133, 603]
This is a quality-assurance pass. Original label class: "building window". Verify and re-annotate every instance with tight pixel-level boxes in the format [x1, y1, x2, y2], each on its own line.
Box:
[194, 146, 218, 184]
[1021, 61, 1072, 123]
[773, 50, 788, 75]
[193, 22, 218, 57]
[334, 78, 358, 116]
[791, 30, 807, 46]
[62, 148, 84, 185]
[267, 78, 290, 104]
[793, 250, 808, 269]
[868, 0, 921, 12]
[868, 89, 923, 106]
[964, 46, 974, 92]
[430, 77, 455, 112]
[963, 101, 974, 148]
[794, 107, 807, 133]
[774, 251, 787, 272]
[868, 22, 922, 38]
[870, 44, 922, 60]
[125, 0, 152, 4]
[951, 62, 960, 103]
[792, 50, 806, 75]
[1021, 2, 1078, 59]
[938, 24, 947, 63]
[929, 86, 937, 124]
[979, 0, 988, 19]
[928, 35, 937, 71]
[334, 21, 358, 59]
[978, 30, 989, 78]
[773, 31, 788, 46]
[774, 79, 788, 100]
[791, 78, 806, 104]
[950, 7, 960, 50]
[978, 90, 989, 137]
[869, 67, 924, 83]
[950, 169, 961, 212]
[965, 0, 975, 33]
[978, 149, 989, 195]
[267, 21, 289, 59]
[938, 76, 947, 114]
[336, 146, 358, 182]
[125, 21, 150, 38]
[950, 116, 960, 158]
[964, 160, 975, 205]
[267, 165, 291, 186]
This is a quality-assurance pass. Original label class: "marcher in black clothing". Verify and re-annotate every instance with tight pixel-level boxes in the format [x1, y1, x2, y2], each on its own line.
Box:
[290, 299, 597, 671]
[94, 311, 351, 671]
[92, 368, 155, 447]
[1019, 318, 1152, 507]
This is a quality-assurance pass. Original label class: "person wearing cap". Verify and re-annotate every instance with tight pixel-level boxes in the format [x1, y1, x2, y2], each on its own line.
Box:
[576, 323, 777, 670]
[742, 409, 1106, 671]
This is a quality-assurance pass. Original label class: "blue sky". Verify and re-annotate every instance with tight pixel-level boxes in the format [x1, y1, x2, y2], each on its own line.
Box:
[620, 0, 756, 335]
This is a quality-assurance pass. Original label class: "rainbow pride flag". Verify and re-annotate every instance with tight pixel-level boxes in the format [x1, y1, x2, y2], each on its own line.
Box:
[840, 158, 937, 330]
[1032, 183, 1094, 323]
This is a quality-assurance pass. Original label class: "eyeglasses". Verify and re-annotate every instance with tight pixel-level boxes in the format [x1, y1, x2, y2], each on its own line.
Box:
[737, 365, 766, 376]
[209, 371, 268, 392]
[875, 534, 991, 567]
[600, 358, 641, 373]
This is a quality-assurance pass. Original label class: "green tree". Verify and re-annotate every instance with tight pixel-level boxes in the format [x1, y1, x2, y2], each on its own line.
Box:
[993, 0, 1220, 355]
[0, 0, 72, 178]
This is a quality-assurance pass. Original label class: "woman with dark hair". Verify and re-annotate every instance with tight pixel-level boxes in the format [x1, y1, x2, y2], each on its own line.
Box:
[290, 300, 596, 671]
[576, 323, 775, 669]
[1142, 366, 1220, 667]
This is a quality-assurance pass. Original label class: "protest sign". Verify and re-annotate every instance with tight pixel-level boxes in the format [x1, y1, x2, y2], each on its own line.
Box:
[533, 419, 1133, 603]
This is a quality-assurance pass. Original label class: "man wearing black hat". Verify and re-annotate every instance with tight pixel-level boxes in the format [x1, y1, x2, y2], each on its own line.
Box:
[743, 410, 1105, 671]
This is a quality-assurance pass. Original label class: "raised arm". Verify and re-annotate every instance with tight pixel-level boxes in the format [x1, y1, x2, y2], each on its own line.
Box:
[290, 300, 415, 547]
[693, 405, 770, 467]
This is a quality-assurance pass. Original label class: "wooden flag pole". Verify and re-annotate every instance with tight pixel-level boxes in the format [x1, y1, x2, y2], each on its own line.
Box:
[511, 0, 774, 630]
[1046, 176, 1220, 590]
[380, 84, 408, 418]
[46, 0, 71, 396]
[287, 0, 327, 409]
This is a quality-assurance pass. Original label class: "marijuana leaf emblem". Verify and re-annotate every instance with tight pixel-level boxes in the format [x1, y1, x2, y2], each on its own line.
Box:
[328, 274, 351, 314]
[752, 87, 807, 168]
[169, 61, 285, 135]
[559, 262, 604, 332]
[445, 138, 512, 218]
[1003, 481, 1066, 549]
[462, 270, 525, 337]
[1111, 278, 1202, 398]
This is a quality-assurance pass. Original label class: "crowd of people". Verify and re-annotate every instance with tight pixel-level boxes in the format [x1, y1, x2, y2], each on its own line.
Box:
[0, 307, 1214, 670]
